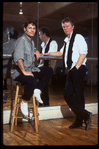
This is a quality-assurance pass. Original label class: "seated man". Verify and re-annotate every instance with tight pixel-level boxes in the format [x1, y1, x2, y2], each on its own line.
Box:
[11, 21, 53, 117]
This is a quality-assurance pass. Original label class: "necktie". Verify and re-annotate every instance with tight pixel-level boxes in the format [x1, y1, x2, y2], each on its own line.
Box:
[63, 42, 66, 74]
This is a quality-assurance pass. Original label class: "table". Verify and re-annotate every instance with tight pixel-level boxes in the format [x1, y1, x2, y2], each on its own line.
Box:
[3, 54, 98, 61]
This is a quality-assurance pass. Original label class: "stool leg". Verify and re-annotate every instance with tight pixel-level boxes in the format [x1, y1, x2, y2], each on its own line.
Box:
[33, 94, 39, 133]
[36, 101, 39, 126]
[9, 78, 13, 124]
[15, 83, 22, 126]
[11, 84, 19, 132]
[15, 97, 20, 126]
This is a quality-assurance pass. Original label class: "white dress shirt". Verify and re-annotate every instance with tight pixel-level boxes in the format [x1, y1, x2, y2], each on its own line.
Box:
[60, 31, 88, 70]
[38, 38, 58, 67]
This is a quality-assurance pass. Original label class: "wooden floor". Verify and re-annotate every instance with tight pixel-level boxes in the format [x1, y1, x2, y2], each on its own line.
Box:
[3, 114, 98, 146]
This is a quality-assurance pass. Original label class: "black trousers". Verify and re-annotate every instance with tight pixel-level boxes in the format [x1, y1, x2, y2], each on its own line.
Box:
[15, 66, 53, 101]
[64, 65, 89, 121]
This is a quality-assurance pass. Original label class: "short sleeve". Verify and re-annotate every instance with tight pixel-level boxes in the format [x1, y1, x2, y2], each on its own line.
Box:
[14, 37, 25, 64]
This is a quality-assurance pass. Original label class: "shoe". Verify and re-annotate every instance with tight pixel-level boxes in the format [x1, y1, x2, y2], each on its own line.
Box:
[69, 119, 83, 129]
[34, 89, 43, 104]
[20, 100, 28, 117]
[84, 112, 92, 131]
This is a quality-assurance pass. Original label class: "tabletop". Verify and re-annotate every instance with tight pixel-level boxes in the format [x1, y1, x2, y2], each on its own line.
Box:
[40, 55, 62, 60]
[3, 54, 98, 61]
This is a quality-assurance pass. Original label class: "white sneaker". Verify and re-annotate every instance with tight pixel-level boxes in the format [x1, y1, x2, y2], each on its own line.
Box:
[20, 100, 28, 117]
[34, 89, 43, 104]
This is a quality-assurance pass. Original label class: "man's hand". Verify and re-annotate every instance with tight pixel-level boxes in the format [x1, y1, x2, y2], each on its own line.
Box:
[23, 71, 34, 77]
[76, 54, 86, 69]
[33, 50, 40, 60]
[17, 59, 34, 77]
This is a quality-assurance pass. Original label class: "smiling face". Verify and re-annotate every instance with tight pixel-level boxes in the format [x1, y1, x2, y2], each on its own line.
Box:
[24, 23, 36, 40]
[62, 22, 74, 38]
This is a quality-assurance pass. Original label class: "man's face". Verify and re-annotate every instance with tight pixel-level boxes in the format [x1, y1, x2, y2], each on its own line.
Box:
[24, 23, 36, 38]
[62, 22, 74, 38]
[39, 31, 45, 42]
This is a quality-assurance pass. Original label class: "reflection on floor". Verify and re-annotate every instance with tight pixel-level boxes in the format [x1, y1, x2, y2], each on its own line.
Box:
[3, 114, 98, 146]
[3, 83, 98, 109]
[49, 84, 98, 106]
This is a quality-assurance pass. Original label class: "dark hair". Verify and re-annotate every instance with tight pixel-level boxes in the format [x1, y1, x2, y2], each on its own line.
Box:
[61, 17, 74, 26]
[23, 20, 36, 28]
[39, 27, 51, 37]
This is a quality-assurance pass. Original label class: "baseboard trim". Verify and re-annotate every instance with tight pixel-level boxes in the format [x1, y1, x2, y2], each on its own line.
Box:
[3, 103, 98, 124]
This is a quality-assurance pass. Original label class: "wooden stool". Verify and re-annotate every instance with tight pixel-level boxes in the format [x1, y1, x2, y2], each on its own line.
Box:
[11, 82, 39, 133]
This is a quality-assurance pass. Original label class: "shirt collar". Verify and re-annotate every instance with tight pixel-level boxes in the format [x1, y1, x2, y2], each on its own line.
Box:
[23, 33, 32, 43]
[64, 31, 73, 43]
[41, 38, 50, 48]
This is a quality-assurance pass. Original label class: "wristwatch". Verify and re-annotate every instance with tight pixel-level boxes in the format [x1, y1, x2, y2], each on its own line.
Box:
[76, 65, 80, 69]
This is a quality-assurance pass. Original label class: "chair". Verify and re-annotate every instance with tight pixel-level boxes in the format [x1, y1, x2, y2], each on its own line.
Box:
[11, 82, 39, 133]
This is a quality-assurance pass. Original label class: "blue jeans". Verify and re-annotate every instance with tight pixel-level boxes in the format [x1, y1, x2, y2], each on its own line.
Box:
[15, 66, 53, 101]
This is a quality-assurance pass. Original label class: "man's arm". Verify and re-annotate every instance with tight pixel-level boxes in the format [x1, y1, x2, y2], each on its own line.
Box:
[76, 54, 86, 69]
[33, 50, 41, 60]
[44, 51, 63, 57]
[75, 34, 88, 69]
[17, 59, 34, 77]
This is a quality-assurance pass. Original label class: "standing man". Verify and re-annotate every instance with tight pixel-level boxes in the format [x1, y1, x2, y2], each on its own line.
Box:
[11, 21, 53, 117]
[44, 17, 92, 131]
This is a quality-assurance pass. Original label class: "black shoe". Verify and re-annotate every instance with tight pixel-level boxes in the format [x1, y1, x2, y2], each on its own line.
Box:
[69, 119, 83, 129]
[84, 112, 92, 131]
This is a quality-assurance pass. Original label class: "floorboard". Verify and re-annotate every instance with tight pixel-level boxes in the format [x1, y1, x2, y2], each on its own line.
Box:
[3, 114, 98, 146]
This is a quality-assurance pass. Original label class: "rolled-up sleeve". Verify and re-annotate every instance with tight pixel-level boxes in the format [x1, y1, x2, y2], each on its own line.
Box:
[14, 38, 25, 65]
[76, 34, 88, 55]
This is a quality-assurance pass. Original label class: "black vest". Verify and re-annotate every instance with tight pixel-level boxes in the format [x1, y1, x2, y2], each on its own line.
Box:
[40, 38, 52, 66]
[63, 30, 77, 71]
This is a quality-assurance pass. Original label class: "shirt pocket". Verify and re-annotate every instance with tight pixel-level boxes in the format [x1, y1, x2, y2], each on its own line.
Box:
[24, 50, 33, 66]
